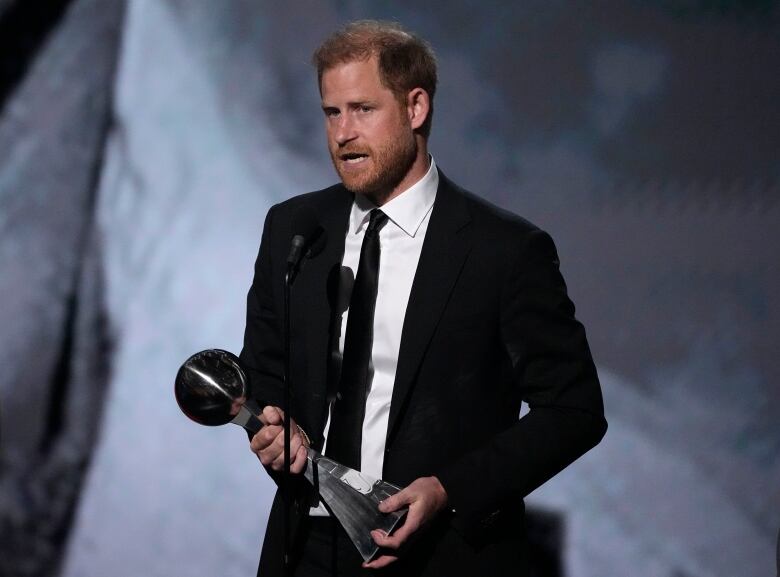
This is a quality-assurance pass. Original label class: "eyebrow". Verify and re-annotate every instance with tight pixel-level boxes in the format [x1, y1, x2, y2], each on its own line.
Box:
[321, 100, 377, 111]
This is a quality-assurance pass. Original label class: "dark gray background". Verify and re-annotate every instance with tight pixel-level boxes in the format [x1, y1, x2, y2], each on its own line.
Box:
[0, 1, 777, 576]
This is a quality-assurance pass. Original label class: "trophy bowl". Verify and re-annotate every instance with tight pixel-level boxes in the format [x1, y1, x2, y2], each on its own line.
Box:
[174, 349, 248, 427]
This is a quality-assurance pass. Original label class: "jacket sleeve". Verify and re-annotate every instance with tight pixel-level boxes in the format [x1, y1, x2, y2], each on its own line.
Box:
[239, 204, 285, 413]
[239, 204, 309, 494]
[436, 228, 607, 536]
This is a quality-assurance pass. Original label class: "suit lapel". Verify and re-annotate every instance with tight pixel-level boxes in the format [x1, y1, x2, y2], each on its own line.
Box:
[386, 173, 473, 442]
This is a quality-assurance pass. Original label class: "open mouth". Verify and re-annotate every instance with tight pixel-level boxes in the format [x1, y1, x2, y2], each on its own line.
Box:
[340, 152, 369, 164]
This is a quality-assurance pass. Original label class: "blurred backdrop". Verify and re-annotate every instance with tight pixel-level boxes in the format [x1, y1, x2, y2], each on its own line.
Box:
[0, 1, 778, 576]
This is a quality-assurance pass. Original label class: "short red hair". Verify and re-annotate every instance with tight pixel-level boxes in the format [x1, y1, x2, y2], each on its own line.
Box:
[312, 20, 438, 137]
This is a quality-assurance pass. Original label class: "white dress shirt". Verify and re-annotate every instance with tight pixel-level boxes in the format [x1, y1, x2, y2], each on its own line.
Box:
[310, 158, 438, 515]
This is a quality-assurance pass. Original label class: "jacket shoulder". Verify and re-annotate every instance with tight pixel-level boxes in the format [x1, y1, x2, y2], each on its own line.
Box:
[441, 174, 543, 241]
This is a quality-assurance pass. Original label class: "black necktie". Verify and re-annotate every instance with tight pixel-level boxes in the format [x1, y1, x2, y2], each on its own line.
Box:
[326, 208, 388, 470]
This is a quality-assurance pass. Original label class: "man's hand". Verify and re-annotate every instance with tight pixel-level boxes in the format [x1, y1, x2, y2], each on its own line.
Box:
[249, 406, 309, 474]
[362, 476, 448, 569]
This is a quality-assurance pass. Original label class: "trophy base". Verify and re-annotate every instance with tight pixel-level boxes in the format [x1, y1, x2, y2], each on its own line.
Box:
[305, 452, 407, 562]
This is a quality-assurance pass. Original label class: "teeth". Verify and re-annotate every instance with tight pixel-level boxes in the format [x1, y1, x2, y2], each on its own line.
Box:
[345, 156, 367, 163]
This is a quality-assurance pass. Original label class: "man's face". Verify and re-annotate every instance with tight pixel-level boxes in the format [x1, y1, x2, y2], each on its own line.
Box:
[320, 57, 417, 199]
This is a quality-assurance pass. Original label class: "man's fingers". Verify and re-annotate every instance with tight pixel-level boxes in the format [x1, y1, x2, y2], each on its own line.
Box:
[268, 429, 307, 471]
[264, 432, 287, 468]
[270, 430, 301, 468]
[257, 440, 280, 466]
[362, 551, 398, 569]
[250, 410, 308, 473]
[372, 487, 417, 549]
[371, 477, 449, 553]
[250, 425, 281, 452]
[290, 445, 309, 474]
[378, 489, 411, 513]
[370, 529, 400, 550]
[255, 426, 285, 465]
[370, 512, 419, 551]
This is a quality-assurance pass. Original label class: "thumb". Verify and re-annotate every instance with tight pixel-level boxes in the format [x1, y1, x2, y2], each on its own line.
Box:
[261, 405, 284, 426]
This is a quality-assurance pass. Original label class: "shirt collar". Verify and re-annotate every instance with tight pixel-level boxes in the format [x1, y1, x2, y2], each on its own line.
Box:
[350, 157, 439, 237]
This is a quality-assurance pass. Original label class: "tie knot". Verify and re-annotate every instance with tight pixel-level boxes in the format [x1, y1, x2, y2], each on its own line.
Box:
[366, 209, 388, 234]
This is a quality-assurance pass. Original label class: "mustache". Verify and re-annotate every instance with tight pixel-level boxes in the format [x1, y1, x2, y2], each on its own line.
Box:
[334, 145, 371, 156]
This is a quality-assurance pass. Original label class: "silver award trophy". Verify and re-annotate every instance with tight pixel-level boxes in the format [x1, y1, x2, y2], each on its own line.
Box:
[174, 349, 407, 562]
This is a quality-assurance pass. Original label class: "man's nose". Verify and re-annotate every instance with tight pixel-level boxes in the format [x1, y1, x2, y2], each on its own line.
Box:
[333, 115, 357, 146]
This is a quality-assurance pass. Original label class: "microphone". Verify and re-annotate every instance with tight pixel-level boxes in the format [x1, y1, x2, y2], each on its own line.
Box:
[286, 207, 325, 280]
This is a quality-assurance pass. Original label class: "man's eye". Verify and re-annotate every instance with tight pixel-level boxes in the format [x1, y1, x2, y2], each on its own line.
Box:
[324, 109, 340, 118]
[359, 106, 372, 113]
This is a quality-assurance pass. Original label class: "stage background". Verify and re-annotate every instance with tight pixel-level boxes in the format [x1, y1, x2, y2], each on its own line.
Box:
[0, 1, 778, 576]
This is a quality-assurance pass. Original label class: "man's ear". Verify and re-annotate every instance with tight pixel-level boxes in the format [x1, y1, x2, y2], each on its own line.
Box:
[406, 88, 430, 131]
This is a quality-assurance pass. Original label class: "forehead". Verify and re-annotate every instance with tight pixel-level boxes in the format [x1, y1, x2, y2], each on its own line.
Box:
[320, 57, 394, 102]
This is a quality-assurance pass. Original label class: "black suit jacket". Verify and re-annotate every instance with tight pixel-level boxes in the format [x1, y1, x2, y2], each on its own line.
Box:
[240, 170, 607, 576]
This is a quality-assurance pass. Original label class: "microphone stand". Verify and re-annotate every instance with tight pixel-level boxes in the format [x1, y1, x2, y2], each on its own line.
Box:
[282, 230, 312, 574]
[283, 263, 293, 576]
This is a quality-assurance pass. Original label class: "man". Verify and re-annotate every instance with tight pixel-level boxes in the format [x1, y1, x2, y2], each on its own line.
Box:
[241, 20, 606, 577]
